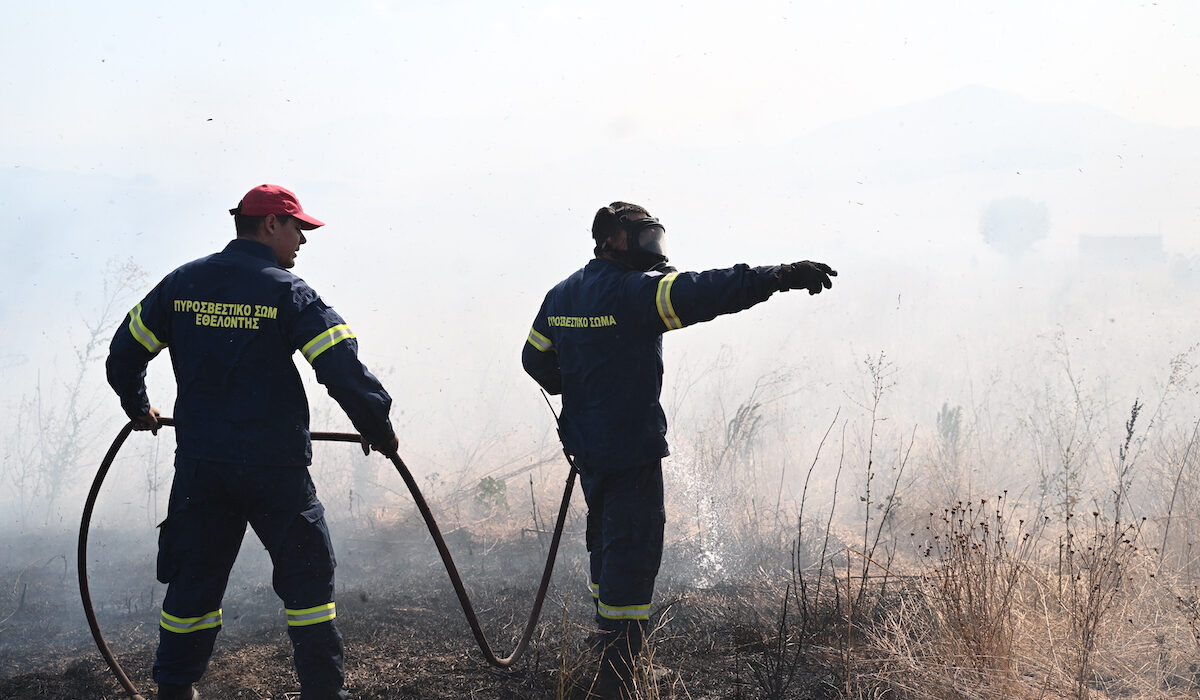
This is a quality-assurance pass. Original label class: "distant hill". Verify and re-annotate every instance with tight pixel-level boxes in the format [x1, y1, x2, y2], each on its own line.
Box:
[783, 84, 1200, 183]
[758, 85, 1200, 259]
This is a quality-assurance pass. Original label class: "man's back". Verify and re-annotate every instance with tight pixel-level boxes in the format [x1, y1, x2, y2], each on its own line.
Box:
[109, 237, 392, 467]
[135, 239, 319, 464]
[529, 258, 670, 470]
[524, 256, 787, 471]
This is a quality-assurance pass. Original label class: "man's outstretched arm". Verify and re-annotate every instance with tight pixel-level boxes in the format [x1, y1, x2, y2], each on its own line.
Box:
[646, 260, 835, 332]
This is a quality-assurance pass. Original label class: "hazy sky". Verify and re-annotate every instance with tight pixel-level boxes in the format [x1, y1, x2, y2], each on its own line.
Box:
[4, 1, 1199, 481]
[6, 1, 1200, 169]
[6, 1, 1197, 251]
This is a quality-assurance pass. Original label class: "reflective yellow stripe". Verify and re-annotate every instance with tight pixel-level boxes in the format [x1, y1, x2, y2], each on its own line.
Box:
[527, 327, 554, 352]
[128, 303, 166, 354]
[160, 608, 222, 634]
[302, 324, 355, 363]
[597, 600, 651, 621]
[286, 602, 336, 627]
[655, 272, 682, 330]
[589, 581, 600, 599]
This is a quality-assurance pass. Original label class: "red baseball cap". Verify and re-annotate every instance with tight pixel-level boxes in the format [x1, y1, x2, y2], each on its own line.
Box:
[229, 184, 325, 229]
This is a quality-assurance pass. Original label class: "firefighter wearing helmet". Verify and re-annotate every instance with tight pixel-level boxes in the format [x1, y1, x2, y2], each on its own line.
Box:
[522, 201, 836, 697]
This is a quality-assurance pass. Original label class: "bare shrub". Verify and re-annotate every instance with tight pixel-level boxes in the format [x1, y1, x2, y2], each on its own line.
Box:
[1054, 511, 1145, 699]
[2, 259, 145, 529]
[746, 411, 843, 700]
[917, 493, 1046, 677]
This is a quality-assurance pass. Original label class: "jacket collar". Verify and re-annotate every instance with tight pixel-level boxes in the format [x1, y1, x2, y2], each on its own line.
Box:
[588, 257, 627, 272]
[223, 238, 280, 265]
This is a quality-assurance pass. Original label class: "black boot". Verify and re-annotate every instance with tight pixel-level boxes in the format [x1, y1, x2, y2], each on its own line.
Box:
[158, 683, 200, 700]
[591, 622, 644, 699]
[592, 656, 633, 699]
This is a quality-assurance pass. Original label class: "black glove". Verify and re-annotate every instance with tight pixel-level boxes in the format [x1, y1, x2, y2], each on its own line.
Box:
[777, 261, 837, 294]
[361, 434, 400, 458]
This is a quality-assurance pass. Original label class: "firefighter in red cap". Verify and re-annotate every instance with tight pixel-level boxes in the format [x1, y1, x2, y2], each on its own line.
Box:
[107, 184, 399, 700]
[522, 202, 835, 697]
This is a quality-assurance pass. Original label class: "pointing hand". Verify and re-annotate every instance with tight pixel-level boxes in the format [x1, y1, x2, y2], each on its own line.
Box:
[778, 261, 837, 295]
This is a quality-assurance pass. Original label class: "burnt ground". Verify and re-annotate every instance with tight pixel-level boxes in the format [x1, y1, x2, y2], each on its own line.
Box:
[0, 522, 833, 700]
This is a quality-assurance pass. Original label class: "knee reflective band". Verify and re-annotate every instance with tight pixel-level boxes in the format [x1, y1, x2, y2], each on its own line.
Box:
[597, 600, 651, 621]
[161, 608, 222, 633]
[287, 603, 336, 627]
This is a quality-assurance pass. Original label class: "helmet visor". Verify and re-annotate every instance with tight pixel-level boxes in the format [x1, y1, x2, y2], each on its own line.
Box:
[623, 216, 667, 260]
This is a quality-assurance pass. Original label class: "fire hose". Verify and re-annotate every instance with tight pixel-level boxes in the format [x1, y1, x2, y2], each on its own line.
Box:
[78, 416, 577, 699]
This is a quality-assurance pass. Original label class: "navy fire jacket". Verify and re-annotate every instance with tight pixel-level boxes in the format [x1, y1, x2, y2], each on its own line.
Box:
[107, 238, 394, 466]
[522, 258, 781, 472]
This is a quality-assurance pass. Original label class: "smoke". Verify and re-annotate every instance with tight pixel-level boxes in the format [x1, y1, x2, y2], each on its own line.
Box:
[3, 77, 1200, 688]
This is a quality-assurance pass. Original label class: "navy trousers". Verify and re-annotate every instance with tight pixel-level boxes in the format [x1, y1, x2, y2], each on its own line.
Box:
[154, 457, 347, 699]
[578, 459, 665, 659]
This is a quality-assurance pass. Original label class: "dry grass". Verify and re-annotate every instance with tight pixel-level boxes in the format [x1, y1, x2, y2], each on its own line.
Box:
[782, 503, 1200, 700]
[9, 340, 1200, 699]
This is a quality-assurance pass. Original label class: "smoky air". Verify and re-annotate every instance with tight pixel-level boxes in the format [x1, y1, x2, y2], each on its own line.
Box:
[2, 7, 1199, 696]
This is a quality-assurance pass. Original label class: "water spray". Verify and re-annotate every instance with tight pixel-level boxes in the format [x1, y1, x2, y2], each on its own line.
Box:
[79, 413, 577, 698]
